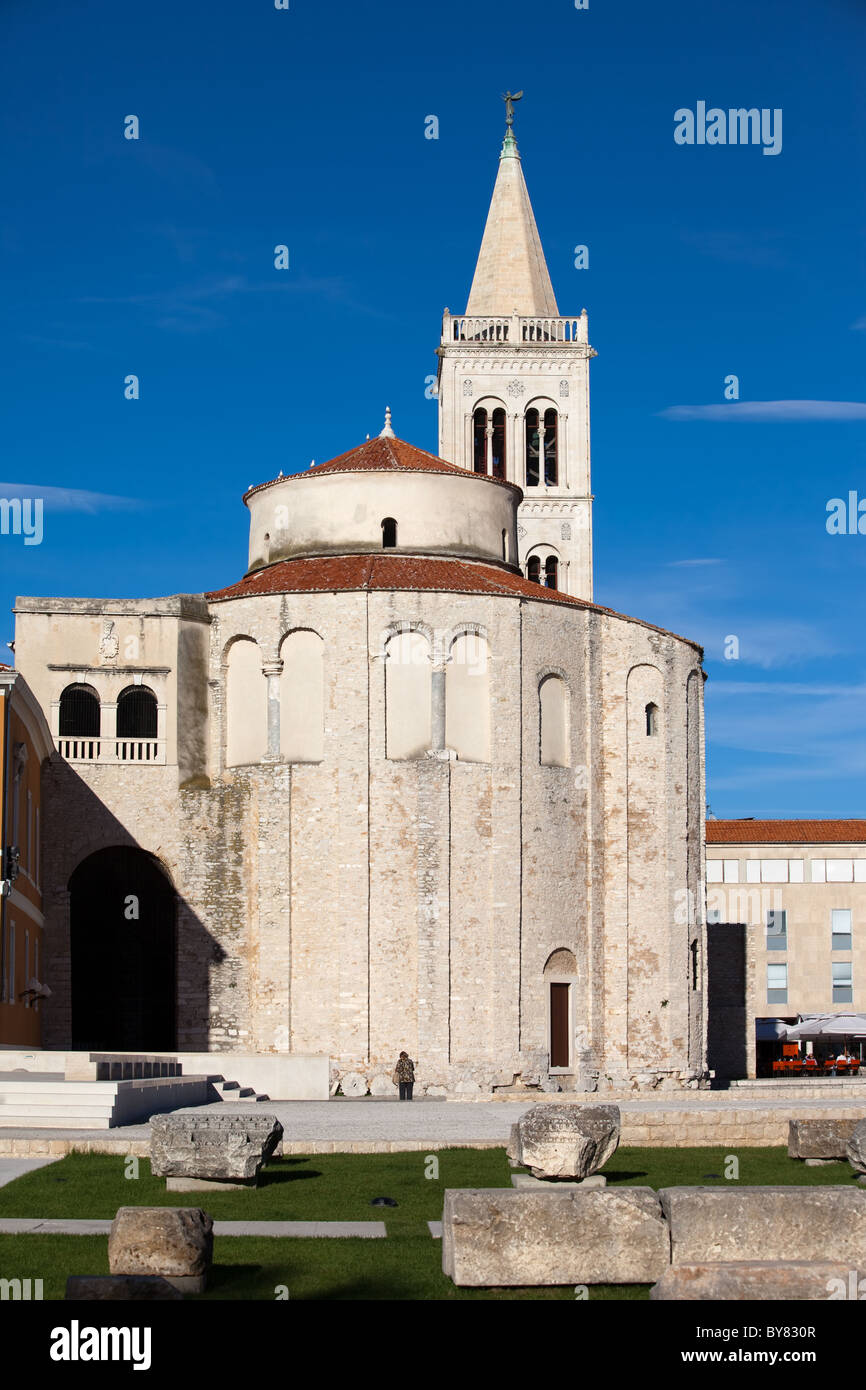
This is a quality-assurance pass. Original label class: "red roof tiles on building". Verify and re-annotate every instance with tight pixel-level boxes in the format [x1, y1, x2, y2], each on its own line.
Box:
[205, 553, 702, 649]
[243, 435, 521, 501]
[707, 819, 866, 845]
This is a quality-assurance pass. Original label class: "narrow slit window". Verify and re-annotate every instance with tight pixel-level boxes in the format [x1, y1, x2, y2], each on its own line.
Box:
[645, 702, 659, 736]
[382, 517, 397, 548]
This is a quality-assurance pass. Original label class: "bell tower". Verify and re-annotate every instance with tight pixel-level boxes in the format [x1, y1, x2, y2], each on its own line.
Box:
[436, 97, 595, 599]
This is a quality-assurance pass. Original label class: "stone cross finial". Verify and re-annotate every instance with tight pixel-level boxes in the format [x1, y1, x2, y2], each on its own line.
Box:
[379, 406, 395, 439]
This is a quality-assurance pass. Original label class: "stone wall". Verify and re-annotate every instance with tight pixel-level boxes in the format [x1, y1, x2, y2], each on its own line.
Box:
[26, 581, 706, 1093]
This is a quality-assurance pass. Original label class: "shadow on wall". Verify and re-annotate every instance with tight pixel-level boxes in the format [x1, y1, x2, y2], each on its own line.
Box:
[706, 921, 748, 1082]
[41, 757, 226, 1053]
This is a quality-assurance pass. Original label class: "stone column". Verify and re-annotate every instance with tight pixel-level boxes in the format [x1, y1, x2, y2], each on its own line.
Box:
[262, 661, 283, 760]
[431, 667, 446, 752]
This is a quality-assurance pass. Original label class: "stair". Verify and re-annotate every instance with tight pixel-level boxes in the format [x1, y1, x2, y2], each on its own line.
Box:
[208, 1075, 269, 1104]
[0, 1078, 120, 1129]
[0, 1072, 211, 1129]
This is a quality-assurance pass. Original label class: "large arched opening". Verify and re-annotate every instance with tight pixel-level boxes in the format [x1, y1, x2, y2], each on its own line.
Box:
[69, 847, 177, 1051]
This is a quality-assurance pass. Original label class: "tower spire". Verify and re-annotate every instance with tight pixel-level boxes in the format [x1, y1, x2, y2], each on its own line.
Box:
[465, 93, 558, 317]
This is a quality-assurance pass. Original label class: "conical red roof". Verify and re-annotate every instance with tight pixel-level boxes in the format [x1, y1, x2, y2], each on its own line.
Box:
[244, 435, 520, 501]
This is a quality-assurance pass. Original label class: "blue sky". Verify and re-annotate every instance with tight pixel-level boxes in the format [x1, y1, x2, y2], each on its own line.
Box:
[1, 0, 864, 816]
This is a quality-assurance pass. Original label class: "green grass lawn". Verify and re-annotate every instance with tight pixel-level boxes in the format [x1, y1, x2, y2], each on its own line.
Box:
[0, 1146, 857, 1300]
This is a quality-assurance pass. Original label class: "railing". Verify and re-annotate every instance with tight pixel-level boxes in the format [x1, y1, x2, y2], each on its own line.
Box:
[58, 738, 166, 766]
[444, 313, 588, 346]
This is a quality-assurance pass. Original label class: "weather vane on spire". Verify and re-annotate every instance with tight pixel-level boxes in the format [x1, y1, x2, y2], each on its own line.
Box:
[502, 90, 523, 133]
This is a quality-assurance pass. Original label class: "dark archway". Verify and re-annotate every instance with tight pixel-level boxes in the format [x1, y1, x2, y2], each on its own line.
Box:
[69, 847, 176, 1051]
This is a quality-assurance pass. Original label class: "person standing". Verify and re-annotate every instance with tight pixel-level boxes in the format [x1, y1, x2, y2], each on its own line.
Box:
[393, 1051, 415, 1101]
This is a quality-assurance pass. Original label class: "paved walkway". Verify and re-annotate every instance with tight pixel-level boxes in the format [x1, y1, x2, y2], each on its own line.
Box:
[0, 1156, 61, 1187]
[0, 1217, 386, 1238]
[1, 1094, 864, 1154]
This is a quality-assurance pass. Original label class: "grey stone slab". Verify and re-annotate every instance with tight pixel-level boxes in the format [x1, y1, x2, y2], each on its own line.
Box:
[166, 1176, 254, 1192]
[788, 1118, 859, 1159]
[0, 1216, 386, 1238]
[428, 1221, 443, 1239]
[506, 1104, 620, 1180]
[848, 1119, 866, 1175]
[0, 1218, 113, 1234]
[650, 1262, 866, 1301]
[442, 1186, 669, 1287]
[660, 1186, 866, 1266]
[511, 1172, 606, 1189]
[150, 1112, 283, 1182]
[212, 1220, 387, 1238]
[0, 1156, 62, 1187]
[109, 1206, 213, 1292]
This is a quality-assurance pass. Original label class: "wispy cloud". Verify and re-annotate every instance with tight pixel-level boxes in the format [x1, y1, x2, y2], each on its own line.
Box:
[0, 482, 143, 513]
[658, 400, 866, 422]
[852, 316, 866, 331]
[667, 557, 723, 568]
[78, 273, 380, 333]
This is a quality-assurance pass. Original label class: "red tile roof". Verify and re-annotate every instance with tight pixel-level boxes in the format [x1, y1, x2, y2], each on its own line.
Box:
[205, 553, 702, 649]
[707, 819, 866, 845]
[243, 435, 521, 501]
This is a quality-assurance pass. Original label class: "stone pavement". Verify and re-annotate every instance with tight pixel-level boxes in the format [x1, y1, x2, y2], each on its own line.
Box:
[1, 1094, 865, 1156]
[0, 1156, 61, 1187]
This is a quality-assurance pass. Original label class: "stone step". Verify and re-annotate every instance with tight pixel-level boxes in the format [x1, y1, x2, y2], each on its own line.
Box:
[0, 1101, 116, 1118]
[213, 1078, 267, 1103]
[0, 1112, 114, 1130]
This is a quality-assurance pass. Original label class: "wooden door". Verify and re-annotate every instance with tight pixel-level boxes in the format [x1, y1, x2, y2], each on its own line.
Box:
[550, 983, 570, 1069]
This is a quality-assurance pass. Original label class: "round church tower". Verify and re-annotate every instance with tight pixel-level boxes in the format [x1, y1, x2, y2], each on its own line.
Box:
[202, 414, 707, 1095]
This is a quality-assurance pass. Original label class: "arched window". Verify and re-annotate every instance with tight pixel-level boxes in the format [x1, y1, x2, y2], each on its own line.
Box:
[226, 638, 268, 767]
[544, 408, 558, 485]
[525, 409, 540, 487]
[59, 684, 100, 738]
[539, 675, 570, 767]
[646, 702, 660, 736]
[382, 517, 397, 548]
[545, 556, 559, 590]
[472, 408, 488, 474]
[527, 556, 541, 584]
[280, 630, 324, 762]
[445, 632, 490, 763]
[491, 408, 506, 479]
[116, 686, 157, 739]
[385, 629, 432, 759]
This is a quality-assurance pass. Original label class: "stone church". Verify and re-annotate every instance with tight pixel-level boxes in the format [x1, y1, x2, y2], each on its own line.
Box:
[13, 114, 708, 1094]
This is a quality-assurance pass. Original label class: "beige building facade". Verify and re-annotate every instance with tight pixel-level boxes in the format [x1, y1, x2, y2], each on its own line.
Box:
[706, 819, 866, 1077]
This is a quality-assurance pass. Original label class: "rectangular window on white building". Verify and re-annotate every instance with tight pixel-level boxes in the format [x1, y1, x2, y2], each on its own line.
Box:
[855, 860, 866, 883]
[831, 909, 853, 952]
[827, 859, 854, 882]
[766, 909, 787, 951]
[746, 860, 761, 883]
[833, 961, 853, 1005]
[761, 859, 788, 883]
[706, 860, 723, 884]
[723, 860, 740, 883]
[789, 859, 805, 883]
[767, 962, 788, 1004]
[812, 859, 826, 883]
